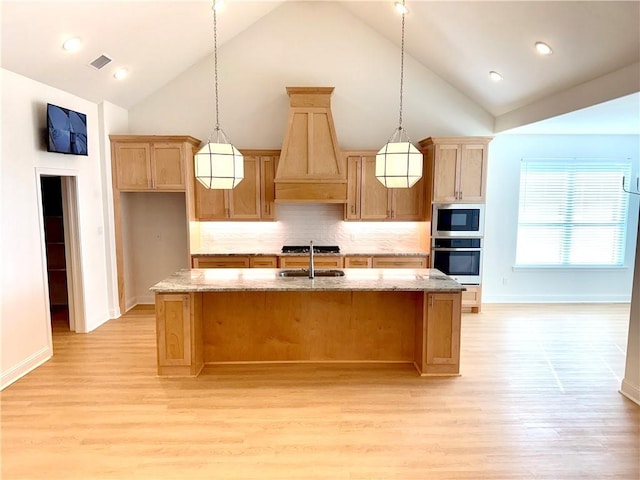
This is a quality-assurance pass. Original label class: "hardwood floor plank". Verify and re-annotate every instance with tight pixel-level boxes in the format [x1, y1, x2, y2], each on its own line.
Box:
[1, 304, 638, 479]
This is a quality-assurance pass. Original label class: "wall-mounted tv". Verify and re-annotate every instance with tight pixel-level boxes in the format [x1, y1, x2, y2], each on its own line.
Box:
[46, 103, 88, 155]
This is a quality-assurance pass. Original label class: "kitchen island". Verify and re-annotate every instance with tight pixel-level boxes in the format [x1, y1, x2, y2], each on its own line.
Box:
[150, 268, 464, 377]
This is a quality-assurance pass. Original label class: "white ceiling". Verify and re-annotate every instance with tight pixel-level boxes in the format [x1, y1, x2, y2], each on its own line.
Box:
[1, 0, 639, 133]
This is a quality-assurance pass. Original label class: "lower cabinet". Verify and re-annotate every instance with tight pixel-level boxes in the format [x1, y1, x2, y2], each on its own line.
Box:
[249, 256, 278, 268]
[344, 256, 372, 268]
[462, 285, 482, 313]
[279, 256, 344, 269]
[415, 292, 462, 375]
[372, 256, 427, 268]
[192, 256, 250, 268]
[155, 293, 203, 376]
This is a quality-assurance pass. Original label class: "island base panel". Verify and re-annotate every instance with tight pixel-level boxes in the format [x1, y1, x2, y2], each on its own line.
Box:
[155, 290, 461, 376]
[202, 291, 418, 363]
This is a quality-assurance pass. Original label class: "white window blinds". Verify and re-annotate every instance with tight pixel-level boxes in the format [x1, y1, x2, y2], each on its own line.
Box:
[515, 159, 631, 267]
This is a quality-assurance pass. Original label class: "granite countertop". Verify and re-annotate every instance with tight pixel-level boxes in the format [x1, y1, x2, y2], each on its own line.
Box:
[150, 268, 463, 293]
[191, 251, 429, 257]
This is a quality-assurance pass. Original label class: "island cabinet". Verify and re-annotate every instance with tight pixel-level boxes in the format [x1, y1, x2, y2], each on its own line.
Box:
[111, 136, 200, 191]
[417, 292, 462, 375]
[151, 268, 464, 377]
[345, 153, 425, 221]
[418, 137, 492, 204]
[155, 293, 203, 376]
[195, 152, 278, 220]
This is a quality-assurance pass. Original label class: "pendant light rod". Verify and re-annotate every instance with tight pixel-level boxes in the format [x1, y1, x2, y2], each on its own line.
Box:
[398, 0, 406, 131]
[212, 0, 220, 136]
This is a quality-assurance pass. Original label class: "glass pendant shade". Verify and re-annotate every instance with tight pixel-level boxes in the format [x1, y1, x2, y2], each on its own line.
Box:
[195, 136, 244, 189]
[375, 142, 422, 188]
[375, 129, 423, 188]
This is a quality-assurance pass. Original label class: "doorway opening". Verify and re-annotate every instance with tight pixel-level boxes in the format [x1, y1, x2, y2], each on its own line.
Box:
[38, 171, 85, 340]
[41, 176, 69, 332]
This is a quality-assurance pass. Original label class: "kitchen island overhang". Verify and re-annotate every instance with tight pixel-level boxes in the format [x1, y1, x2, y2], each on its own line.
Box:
[151, 268, 464, 377]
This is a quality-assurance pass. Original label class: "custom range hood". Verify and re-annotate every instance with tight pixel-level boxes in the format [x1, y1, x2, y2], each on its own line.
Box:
[274, 87, 347, 203]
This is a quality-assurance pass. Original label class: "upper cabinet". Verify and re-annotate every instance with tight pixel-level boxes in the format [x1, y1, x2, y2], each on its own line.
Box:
[418, 137, 492, 204]
[110, 136, 200, 191]
[195, 151, 278, 221]
[345, 152, 425, 221]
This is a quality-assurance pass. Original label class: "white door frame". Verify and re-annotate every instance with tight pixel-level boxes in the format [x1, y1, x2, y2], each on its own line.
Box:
[35, 168, 86, 337]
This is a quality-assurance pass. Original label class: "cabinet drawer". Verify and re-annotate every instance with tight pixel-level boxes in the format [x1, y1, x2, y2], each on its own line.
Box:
[279, 256, 344, 269]
[250, 256, 278, 268]
[372, 256, 427, 268]
[344, 256, 372, 268]
[192, 256, 250, 268]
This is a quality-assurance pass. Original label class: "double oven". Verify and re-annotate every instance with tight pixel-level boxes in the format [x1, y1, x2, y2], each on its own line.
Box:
[431, 204, 484, 284]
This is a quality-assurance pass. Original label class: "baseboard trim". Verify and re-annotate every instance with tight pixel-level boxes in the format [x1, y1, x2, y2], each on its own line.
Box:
[1, 346, 52, 391]
[620, 379, 640, 406]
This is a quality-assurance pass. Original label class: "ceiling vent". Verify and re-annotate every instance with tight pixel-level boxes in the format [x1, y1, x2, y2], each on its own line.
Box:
[89, 54, 112, 70]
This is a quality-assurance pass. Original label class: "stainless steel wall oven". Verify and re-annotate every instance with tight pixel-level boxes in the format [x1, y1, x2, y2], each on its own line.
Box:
[431, 238, 482, 284]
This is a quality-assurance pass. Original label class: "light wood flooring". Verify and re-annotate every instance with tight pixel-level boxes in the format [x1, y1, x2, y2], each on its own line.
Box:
[2, 304, 638, 480]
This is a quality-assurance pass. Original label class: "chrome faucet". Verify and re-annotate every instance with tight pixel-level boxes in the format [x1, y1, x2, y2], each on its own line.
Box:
[309, 241, 315, 279]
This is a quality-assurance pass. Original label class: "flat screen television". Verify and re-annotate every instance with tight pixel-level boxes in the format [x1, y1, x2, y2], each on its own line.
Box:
[46, 103, 88, 155]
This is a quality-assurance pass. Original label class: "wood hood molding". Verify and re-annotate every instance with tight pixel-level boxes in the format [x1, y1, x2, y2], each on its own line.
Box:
[274, 87, 347, 203]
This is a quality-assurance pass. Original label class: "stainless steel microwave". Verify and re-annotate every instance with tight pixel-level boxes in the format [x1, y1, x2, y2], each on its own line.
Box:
[432, 204, 485, 238]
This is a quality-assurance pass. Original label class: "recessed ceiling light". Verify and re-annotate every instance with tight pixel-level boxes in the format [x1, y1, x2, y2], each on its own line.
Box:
[535, 42, 553, 55]
[489, 71, 503, 82]
[394, 2, 408, 14]
[62, 37, 82, 52]
[113, 68, 129, 80]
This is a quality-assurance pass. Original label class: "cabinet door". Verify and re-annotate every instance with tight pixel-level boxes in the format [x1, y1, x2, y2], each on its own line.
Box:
[151, 143, 185, 190]
[344, 256, 372, 268]
[391, 175, 425, 220]
[459, 144, 487, 202]
[250, 256, 278, 268]
[229, 157, 261, 220]
[372, 256, 427, 268]
[425, 293, 461, 368]
[194, 181, 228, 219]
[115, 143, 151, 190]
[361, 156, 391, 220]
[345, 156, 361, 220]
[192, 256, 250, 268]
[432, 144, 460, 203]
[260, 156, 277, 220]
[156, 293, 192, 367]
[279, 256, 344, 269]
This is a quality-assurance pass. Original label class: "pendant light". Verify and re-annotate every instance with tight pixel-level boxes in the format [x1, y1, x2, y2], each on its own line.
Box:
[375, 0, 422, 189]
[194, 0, 243, 189]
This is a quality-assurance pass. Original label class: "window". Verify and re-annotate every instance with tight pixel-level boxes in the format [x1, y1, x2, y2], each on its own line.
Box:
[515, 158, 631, 267]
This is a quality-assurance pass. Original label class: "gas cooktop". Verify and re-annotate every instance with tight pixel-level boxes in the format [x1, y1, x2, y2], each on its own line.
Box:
[281, 245, 341, 254]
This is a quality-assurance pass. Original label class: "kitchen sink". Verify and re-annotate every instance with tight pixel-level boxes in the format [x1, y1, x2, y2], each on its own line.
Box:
[278, 269, 345, 278]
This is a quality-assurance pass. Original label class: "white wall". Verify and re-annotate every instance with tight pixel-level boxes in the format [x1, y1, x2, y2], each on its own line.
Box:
[483, 134, 640, 303]
[621, 211, 640, 404]
[128, 1, 493, 145]
[122, 193, 189, 307]
[98, 101, 128, 318]
[1, 69, 118, 389]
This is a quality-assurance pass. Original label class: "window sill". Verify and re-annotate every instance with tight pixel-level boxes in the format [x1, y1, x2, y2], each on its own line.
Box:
[512, 265, 628, 272]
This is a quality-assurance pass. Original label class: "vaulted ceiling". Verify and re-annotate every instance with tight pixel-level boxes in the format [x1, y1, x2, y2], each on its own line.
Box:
[2, 1, 639, 133]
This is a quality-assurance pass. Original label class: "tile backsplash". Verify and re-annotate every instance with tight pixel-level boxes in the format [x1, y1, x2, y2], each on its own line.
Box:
[194, 204, 428, 253]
